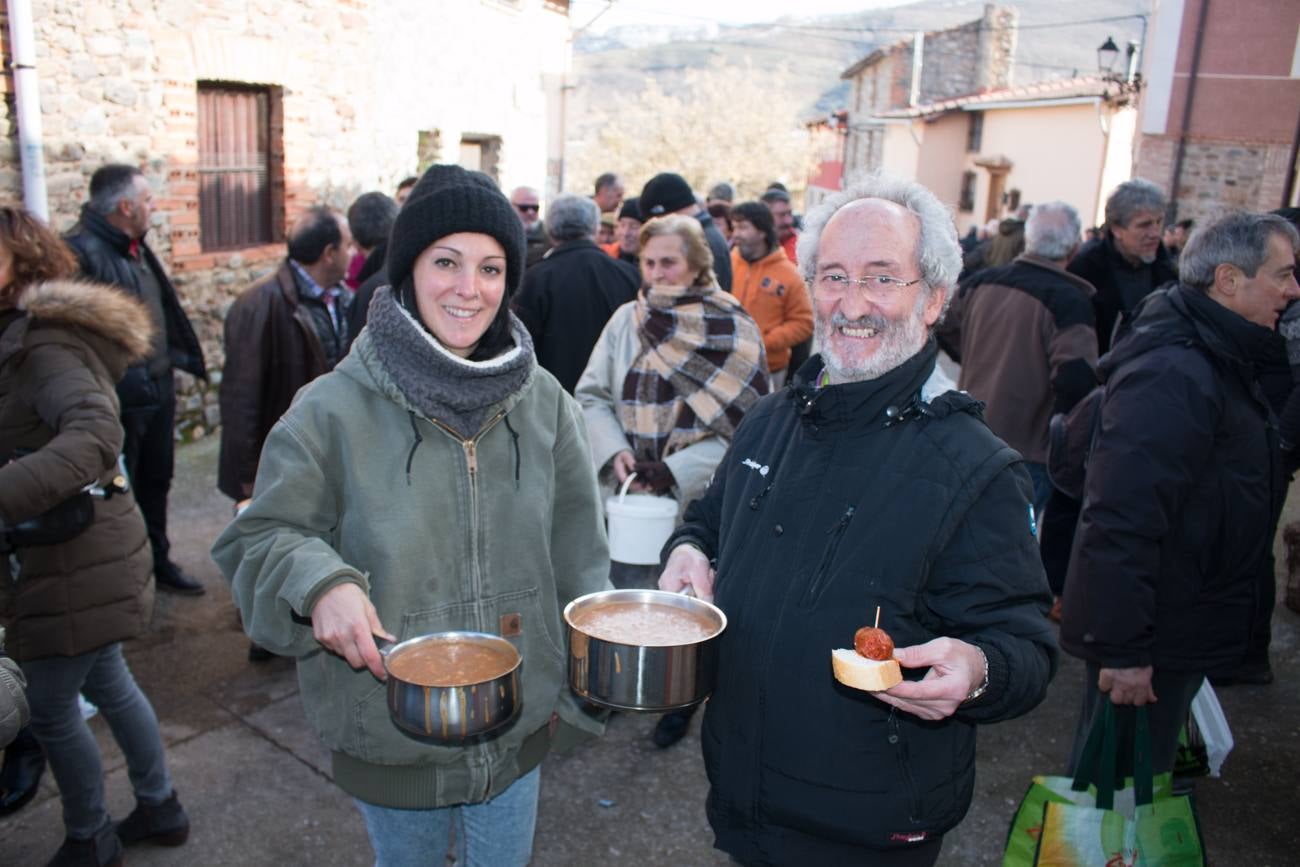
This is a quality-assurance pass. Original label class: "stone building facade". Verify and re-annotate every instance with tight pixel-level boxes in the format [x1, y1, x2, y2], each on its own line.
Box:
[840, 4, 1018, 180]
[1134, 0, 1300, 222]
[1, 0, 572, 438]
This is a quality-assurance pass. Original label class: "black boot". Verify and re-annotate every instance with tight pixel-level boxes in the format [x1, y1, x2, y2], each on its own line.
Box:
[652, 707, 697, 748]
[155, 561, 205, 596]
[45, 820, 122, 867]
[115, 789, 190, 847]
[0, 726, 46, 816]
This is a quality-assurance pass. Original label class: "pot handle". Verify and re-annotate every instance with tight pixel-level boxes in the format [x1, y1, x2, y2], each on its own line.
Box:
[617, 472, 637, 502]
[374, 635, 395, 658]
[678, 585, 696, 599]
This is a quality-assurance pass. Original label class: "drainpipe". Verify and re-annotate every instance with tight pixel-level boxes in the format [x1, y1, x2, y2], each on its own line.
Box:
[1168, 0, 1209, 224]
[7, 0, 48, 221]
[909, 31, 924, 107]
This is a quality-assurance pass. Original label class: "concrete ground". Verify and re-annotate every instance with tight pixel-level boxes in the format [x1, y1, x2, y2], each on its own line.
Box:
[1, 434, 1296, 866]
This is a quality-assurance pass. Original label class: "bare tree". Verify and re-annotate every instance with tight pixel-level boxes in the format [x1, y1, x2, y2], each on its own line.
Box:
[568, 58, 818, 202]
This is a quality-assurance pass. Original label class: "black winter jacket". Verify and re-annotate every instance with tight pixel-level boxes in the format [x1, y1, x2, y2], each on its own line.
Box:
[697, 210, 732, 293]
[1062, 285, 1285, 674]
[64, 207, 206, 413]
[1066, 233, 1177, 354]
[668, 341, 1057, 864]
[512, 240, 639, 393]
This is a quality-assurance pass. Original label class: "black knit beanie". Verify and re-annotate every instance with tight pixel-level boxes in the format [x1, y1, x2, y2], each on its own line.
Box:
[386, 181, 526, 299]
[639, 173, 696, 220]
[618, 196, 641, 222]
[400, 164, 497, 209]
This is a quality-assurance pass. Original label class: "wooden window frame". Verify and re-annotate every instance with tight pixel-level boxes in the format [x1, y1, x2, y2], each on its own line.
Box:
[197, 82, 284, 252]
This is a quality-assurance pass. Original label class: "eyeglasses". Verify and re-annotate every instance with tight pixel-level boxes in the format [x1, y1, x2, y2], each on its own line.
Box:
[514, 203, 539, 214]
[816, 271, 923, 301]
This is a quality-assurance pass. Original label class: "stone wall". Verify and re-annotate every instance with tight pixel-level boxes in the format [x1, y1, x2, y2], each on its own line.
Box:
[1136, 134, 1296, 225]
[2, 0, 570, 440]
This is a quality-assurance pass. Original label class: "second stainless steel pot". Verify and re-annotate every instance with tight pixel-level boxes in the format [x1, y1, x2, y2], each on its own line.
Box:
[564, 589, 726, 713]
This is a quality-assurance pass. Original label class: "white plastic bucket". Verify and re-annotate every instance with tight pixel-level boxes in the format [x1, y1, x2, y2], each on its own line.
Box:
[605, 473, 678, 565]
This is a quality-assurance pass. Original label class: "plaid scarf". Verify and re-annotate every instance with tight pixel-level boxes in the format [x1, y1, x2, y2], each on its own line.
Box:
[619, 283, 769, 461]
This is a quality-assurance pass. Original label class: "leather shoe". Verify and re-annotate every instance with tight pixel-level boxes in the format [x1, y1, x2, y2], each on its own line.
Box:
[45, 820, 122, 867]
[248, 642, 274, 662]
[0, 726, 46, 816]
[115, 789, 190, 847]
[652, 708, 695, 748]
[155, 562, 205, 596]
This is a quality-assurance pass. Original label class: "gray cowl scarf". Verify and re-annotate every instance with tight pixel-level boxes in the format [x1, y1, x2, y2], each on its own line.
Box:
[366, 285, 534, 439]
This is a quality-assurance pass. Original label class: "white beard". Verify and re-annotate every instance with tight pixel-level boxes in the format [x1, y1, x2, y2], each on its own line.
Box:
[814, 293, 929, 383]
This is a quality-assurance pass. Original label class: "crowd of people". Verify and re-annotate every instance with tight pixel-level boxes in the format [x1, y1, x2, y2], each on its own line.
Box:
[0, 155, 1295, 867]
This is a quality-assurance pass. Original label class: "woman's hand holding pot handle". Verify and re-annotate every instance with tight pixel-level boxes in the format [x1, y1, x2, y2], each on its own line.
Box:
[311, 583, 395, 681]
[659, 544, 715, 602]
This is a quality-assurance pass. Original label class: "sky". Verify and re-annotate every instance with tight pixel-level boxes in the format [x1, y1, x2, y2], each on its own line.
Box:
[568, 0, 915, 35]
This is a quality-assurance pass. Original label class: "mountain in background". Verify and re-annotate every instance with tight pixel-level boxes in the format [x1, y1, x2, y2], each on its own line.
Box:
[571, 0, 1152, 125]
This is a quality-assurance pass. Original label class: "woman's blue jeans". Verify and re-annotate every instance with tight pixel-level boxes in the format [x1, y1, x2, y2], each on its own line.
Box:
[21, 642, 173, 838]
[354, 766, 541, 867]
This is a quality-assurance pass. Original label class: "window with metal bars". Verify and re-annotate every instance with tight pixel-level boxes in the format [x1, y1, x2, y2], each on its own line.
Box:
[197, 84, 275, 251]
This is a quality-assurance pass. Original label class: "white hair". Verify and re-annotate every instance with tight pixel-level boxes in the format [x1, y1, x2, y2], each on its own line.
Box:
[797, 173, 962, 319]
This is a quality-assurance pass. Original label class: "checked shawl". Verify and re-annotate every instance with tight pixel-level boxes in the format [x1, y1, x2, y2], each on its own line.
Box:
[618, 283, 769, 462]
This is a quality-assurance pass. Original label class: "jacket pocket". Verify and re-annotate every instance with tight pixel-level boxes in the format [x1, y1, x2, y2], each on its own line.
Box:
[888, 711, 923, 822]
[801, 505, 856, 606]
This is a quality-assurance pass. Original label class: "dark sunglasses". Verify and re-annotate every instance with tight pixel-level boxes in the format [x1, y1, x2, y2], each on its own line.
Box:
[514, 203, 539, 213]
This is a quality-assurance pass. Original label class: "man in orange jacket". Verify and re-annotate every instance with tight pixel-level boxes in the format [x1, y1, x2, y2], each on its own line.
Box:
[729, 201, 813, 388]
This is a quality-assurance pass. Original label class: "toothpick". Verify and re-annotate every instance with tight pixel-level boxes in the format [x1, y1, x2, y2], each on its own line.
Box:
[874, 606, 881, 630]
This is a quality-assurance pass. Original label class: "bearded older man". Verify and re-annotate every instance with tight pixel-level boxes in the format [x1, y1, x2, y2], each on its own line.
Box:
[658, 176, 1057, 866]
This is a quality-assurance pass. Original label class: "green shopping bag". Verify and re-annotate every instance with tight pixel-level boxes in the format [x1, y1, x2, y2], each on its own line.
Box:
[1032, 703, 1204, 866]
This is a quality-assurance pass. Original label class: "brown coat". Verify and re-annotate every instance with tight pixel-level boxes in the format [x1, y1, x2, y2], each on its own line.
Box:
[217, 261, 332, 500]
[0, 280, 155, 661]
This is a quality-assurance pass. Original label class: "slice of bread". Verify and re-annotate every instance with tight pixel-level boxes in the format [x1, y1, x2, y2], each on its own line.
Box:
[831, 648, 902, 692]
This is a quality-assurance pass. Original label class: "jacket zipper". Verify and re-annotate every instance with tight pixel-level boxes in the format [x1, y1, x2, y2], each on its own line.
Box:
[423, 411, 506, 635]
[888, 711, 923, 822]
[802, 505, 855, 605]
[423, 411, 505, 802]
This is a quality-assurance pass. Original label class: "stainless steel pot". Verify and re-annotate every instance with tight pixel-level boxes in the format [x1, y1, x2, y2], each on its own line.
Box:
[380, 632, 521, 744]
[564, 589, 726, 713]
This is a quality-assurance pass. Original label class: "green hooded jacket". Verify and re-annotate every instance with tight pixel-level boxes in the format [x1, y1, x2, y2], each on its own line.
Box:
[212, 321, 610, 809]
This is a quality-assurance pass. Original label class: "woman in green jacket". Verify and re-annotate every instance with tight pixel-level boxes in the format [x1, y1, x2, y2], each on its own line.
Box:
[212, 171, 610, 867]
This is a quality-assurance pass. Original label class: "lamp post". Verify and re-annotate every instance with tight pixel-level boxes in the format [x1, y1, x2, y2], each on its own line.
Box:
[1097, 36, 1120, 77]
[1097, 35, 1141, 106]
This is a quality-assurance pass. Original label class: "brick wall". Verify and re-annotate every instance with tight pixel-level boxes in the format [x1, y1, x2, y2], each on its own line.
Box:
[1136, 134, 1295, 224]
[2, 0, 569, 440]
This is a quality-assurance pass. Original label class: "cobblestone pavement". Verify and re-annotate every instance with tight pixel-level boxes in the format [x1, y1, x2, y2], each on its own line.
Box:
[1, 435, 1296, 865]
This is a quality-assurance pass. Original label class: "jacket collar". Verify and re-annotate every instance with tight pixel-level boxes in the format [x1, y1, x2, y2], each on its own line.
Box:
[546, 239, 600, 259]
[1015, 253, 1096, 297]
[1102, 284, 1275, 380]
[275, 260, 302, 307]
[76, 205, 136, 256]
[789, 338, 939, 432]
[741, 245, 788, 268]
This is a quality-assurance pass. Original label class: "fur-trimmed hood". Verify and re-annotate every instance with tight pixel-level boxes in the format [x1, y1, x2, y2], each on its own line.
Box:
[16, 279, 154, 363]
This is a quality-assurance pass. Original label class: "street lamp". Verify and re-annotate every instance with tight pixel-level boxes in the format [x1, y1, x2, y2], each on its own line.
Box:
[1097, 36, 1121, 77]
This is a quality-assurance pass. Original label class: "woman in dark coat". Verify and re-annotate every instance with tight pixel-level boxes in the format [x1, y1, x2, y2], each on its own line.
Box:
[0, 208, 189, 867]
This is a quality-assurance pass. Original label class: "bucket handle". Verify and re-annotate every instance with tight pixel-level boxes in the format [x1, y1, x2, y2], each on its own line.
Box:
[617, 472, 638, 502]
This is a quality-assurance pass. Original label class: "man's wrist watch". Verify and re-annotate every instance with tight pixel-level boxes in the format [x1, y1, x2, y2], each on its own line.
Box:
[964, 644, 990, 703]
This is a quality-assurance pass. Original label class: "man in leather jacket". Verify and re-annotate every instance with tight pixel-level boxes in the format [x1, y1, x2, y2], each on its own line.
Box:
[65, 164, 207, 594]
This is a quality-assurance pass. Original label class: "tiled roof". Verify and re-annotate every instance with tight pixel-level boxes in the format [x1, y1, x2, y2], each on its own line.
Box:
[874, 76, 1112, 119]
